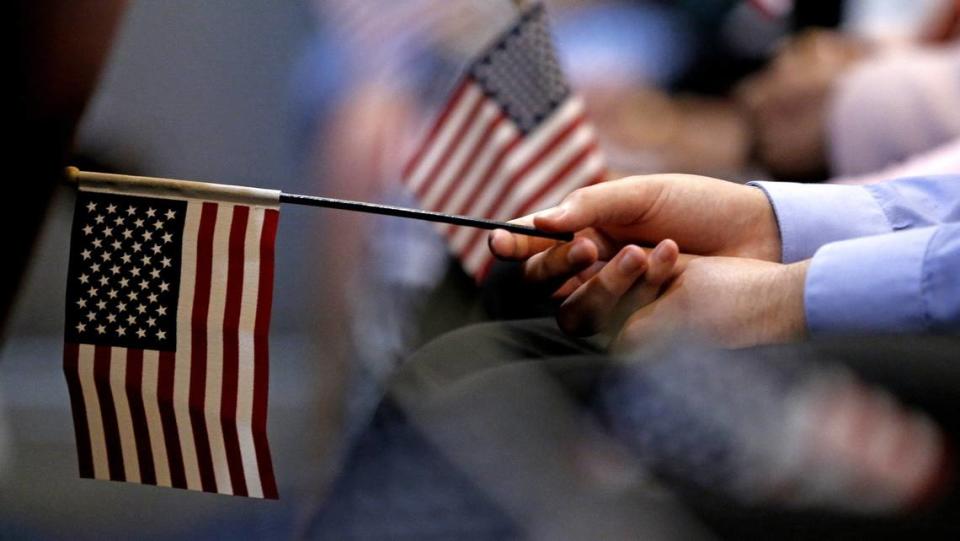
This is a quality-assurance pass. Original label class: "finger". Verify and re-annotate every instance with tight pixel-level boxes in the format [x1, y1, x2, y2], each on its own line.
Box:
[490, 200, 625, 261]
[553, 260, 606, 299]
[636, 239, 679, 289]
[556, 245, 648, 336]
[608, 240, 682, 349]
[609, 239, 680, 327]
[531, 179, 660, 233]
[521, 236, 599, 296]
[488, 226, 560, 261]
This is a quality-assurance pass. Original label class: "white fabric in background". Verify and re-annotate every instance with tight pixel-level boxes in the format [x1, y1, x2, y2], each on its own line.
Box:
[827, 44, 960, 177]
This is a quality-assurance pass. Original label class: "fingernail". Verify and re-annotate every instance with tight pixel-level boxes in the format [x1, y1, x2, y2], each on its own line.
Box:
[489, 229, 511, 254]
[618, 249, 645, 273]
[652, 241, 672, 262]
[567, 240, 590, 264]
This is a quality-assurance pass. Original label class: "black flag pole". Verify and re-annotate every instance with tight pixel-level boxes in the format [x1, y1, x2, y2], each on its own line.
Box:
[277, 192, 572, 241]
[64, 167, 573, 242]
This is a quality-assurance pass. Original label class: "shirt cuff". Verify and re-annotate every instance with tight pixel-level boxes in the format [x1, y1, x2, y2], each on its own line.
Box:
[749, 182, 892, 263]
[804, 227, 937, 335]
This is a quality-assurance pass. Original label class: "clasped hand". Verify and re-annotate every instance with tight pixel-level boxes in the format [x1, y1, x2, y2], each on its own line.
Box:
[488, 174, 809, 349]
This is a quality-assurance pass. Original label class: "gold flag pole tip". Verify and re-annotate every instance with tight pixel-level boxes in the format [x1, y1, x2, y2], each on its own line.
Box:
[64, 166, 80, 184]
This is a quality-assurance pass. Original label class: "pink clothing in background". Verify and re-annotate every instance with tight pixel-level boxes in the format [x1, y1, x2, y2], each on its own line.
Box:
[831, 138, 960, 185]
[827, 44, 960, 178]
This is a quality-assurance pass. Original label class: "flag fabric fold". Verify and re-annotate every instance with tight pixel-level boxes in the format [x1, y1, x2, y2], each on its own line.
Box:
[63, 175, 280, 498]
[401, 3, 607, 279]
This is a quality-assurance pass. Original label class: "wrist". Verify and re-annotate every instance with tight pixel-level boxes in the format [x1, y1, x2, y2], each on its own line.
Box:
[742, 186, 783, 262]
[766, 260, 809, 342]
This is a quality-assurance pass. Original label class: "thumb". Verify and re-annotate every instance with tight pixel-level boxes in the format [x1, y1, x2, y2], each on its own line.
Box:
[532, 179, 655, 233]
[531, 197, 598, 233]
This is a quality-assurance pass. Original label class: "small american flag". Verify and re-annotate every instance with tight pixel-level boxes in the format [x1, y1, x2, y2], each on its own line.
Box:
[63, 174, 279, 498]
[402, 3, 606, 279]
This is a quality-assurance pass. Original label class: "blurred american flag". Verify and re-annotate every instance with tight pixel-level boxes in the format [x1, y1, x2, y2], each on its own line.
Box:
[401, 3, 606, 279]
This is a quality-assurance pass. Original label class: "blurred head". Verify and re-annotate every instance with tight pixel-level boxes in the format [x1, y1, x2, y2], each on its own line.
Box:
[737, 29, 869, 180]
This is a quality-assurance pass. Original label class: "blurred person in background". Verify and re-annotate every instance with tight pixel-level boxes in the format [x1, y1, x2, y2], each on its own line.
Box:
[563, 0, 849, 180]
[5, 0, 127, 490]
[299, 3, 960, 539]
[822, 41, 960, 179]
[590, 0, 960, 183]
[6, 0, 128, 337]
[308, 168, 960, 538]
[738, 22, 960, 181]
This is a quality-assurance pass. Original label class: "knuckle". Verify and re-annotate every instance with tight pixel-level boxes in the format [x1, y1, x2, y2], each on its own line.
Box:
[523, 259, 544, 284]
[521, 255, 544, 283]
[592, 274, 620, 300]
[540, 251, 566, 279]
[564, 189, 588, 207]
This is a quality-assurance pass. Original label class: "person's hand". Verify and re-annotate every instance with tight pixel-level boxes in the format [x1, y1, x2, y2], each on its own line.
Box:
[613, 257, 809, 350]
[489, 174, 782, 337]
[533, 174, 779, 258]
[554, 238, 682, 337]
[489, 173, 780, 291]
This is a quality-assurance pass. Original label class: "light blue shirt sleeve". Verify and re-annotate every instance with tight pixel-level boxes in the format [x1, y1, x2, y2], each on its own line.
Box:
[749, 175, 960, 334]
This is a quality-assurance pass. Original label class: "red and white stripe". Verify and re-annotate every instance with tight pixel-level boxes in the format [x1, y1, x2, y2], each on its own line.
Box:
[64, 198, 279, 498]
[403, 78, 606, 280]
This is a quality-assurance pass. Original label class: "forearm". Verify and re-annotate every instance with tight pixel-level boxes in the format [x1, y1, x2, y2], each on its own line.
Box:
[766, 260, 809, 343]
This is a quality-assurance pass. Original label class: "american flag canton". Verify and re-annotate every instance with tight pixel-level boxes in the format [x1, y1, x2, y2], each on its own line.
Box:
[468, 5, 569, 134]
[402, 2, 606, 279]
[65, 192, 186, 351]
